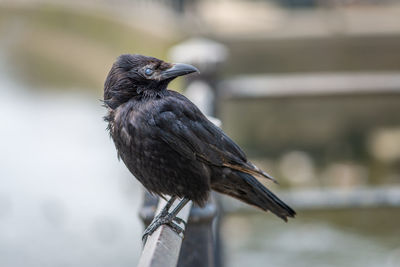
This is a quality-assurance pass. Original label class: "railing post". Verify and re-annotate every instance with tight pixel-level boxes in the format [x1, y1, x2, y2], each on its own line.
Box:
[176, 194, 218, 267]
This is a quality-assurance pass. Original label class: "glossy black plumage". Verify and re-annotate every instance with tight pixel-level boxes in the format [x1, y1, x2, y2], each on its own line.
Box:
[104, 54, 295, 221]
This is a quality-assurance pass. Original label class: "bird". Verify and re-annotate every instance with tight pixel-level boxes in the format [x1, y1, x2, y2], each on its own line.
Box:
[103, 54, 295, 240]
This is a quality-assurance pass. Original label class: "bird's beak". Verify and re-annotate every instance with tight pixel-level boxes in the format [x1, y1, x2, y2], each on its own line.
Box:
[160, 63, 199, 80]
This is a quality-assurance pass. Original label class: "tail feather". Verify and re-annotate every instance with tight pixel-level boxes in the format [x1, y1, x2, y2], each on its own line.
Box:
[212, 171, 296, 221]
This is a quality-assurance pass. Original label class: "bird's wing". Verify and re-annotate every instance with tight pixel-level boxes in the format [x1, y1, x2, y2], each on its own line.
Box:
[153, 92, 276, 182]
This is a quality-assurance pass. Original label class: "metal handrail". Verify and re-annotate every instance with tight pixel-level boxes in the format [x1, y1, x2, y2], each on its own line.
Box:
[138, 194, 220, 267]
[138, 198, 193, 267]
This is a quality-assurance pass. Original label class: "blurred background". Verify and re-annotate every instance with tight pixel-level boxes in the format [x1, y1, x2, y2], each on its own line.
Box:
[1, 0, 400, 266]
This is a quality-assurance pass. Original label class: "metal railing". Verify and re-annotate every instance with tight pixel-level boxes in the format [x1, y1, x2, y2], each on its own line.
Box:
[138, 197, 193, 267]
[138, 194, 221, 267]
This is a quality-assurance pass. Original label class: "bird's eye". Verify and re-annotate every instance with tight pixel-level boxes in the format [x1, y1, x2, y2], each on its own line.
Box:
[145, 68, 153, 76]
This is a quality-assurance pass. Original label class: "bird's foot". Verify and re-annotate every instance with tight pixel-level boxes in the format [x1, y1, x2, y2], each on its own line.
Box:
[142, 213, 184, 242]
[172, 216, 186, 228]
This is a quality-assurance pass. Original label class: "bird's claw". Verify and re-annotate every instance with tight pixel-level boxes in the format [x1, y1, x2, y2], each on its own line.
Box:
[173, 216, 186, 228]
[142, 214, 185, 243]
[166, 220, 185, 236]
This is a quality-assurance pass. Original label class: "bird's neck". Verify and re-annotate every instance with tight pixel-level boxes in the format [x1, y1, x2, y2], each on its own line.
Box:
[105, 83, 169, 109]
[135, 80, 171, 100]
[140, 88, 168, 99]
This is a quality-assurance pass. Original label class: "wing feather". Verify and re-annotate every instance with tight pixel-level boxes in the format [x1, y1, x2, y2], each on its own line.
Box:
[153, 92, 276, 182]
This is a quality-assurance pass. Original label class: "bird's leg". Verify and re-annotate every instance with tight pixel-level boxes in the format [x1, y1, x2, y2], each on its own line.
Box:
[143, 196, 176, 232]
[157, 196, 177, 218]
[169, 198, 190, 227]
[142, 196, 177, 242]
[142, 197, 190, 243]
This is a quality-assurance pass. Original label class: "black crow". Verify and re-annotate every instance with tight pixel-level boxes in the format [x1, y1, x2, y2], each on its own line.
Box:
[103, 54, 295, 239]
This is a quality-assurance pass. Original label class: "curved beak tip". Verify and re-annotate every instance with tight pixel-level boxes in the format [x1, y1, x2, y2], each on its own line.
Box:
[161, 63, 200, 80]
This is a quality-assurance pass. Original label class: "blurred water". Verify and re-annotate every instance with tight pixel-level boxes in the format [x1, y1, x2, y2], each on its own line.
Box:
[0, 55, 143, 266]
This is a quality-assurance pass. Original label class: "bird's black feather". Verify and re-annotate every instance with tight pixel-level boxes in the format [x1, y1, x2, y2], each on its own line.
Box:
[104, 54, 295, 220]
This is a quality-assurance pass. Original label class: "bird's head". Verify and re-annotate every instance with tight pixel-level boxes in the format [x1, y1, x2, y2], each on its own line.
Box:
[103, 54, 199, 109]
